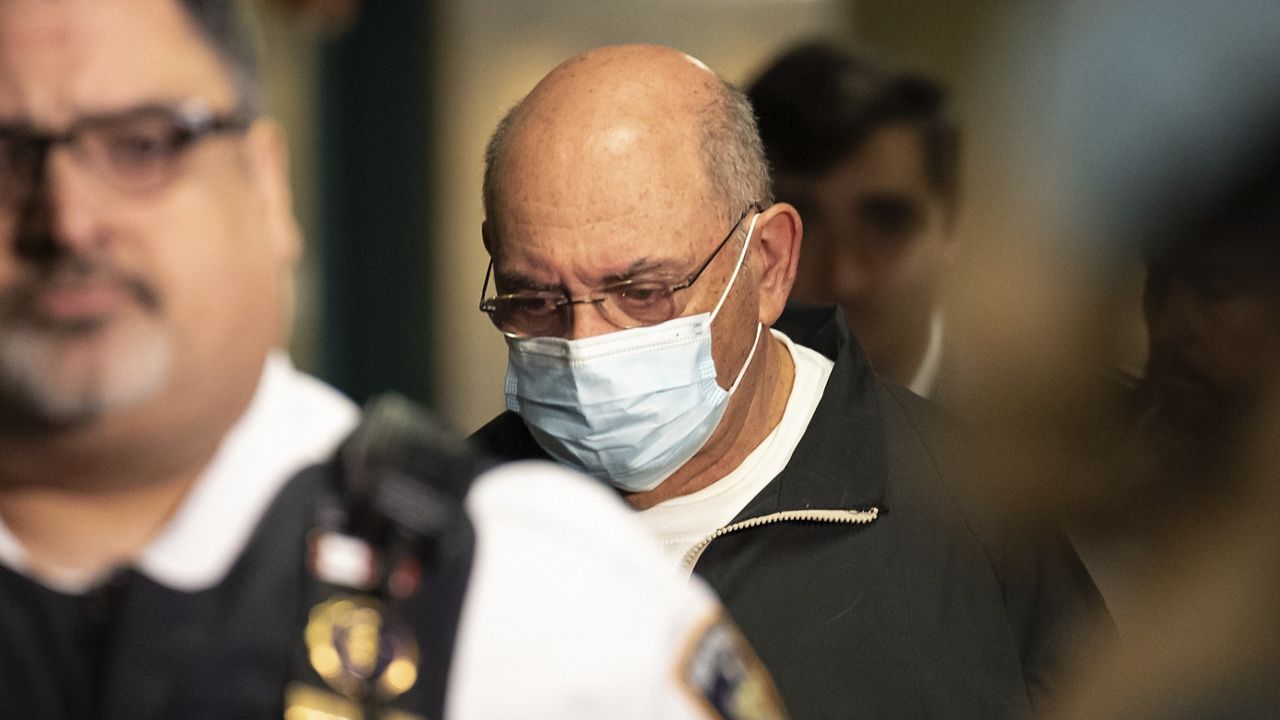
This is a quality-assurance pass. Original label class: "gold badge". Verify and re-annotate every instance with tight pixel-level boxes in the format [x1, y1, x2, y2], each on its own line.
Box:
[305, 594, 420, 702]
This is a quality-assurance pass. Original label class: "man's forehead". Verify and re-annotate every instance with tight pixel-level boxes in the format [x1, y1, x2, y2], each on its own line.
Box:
[494, 51, 718, 204]
[491, 203, 713, 279]
[495, 194, 717, 244]
[0, 0, 235, 122]
[844, 125, 932, 185]
[502, 113, 705, 189]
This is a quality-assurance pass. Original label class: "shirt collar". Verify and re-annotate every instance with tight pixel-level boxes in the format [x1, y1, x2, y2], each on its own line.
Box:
[137, 352, 358, 591]
[908, 311, 946, 398]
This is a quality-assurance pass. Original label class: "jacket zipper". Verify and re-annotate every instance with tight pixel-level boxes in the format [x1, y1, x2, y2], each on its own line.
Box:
[680, 507, 880, 572]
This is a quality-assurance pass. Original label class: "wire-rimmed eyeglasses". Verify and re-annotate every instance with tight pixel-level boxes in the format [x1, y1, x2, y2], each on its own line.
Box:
[479, 203, 763, 337]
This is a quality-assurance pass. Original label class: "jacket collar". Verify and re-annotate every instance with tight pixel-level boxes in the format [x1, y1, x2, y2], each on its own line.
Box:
[733, 303, 887, 520]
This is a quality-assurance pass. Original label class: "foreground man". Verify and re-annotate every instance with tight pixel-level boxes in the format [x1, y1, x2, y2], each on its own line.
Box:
[0, 3, 782, 718]
[473, 44, 1106, 719]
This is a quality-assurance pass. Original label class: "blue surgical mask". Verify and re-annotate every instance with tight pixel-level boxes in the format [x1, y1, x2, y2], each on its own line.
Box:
[504, 213, 763, 492]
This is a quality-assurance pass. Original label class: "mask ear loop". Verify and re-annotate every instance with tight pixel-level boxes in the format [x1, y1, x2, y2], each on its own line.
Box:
[708, 210, 764, 395]
[710, 211, 761, 321]
[726, 323, 763, 395]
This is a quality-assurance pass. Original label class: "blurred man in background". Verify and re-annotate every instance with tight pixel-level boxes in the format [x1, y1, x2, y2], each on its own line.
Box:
[938, 2, 1280, 715]
[1056, 130, 1280, 720]
[748, 41, 960, 399]
[1142, 188, 1280, 478]
[0, 2, 778, 718]
[474, 42, 1105, 720]
[1074, 166, 1280, 634]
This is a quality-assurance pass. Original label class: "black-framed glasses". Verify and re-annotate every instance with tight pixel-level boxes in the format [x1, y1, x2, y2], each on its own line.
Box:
[480, 202, 763, 337]
[0, 101, 251, 205]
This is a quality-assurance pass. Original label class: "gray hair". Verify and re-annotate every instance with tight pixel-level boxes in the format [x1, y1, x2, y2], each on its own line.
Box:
[483, 76, 772, 226]
[700, 80, 773, 220]
[482, 106, 522, 225]
[178, 0, 263, 113]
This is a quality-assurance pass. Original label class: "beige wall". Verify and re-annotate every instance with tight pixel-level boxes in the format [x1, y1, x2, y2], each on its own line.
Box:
[258, 3, 325, 371]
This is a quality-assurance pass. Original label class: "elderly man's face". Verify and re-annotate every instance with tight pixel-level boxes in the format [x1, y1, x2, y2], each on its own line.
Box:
[487, 117, 761, 390]
[1144, 241, 1280, 437]
[0, 0, 297, 423]
[775, 123, 955, 381]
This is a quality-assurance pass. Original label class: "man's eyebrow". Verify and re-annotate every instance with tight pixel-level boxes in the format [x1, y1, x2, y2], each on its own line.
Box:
[494, 255, 692, 291]
[494, 269, 561, 293]
[74, 102, 199, 126]
[0, 102, 197, 134]
[604, 256, 688, 283]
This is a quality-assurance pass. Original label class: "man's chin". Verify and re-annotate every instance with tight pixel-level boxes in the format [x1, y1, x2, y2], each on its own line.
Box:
[0, 323, 174, 426]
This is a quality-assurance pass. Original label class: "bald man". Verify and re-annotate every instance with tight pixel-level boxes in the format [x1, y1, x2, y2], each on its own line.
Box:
[471, 45, 1106, 719]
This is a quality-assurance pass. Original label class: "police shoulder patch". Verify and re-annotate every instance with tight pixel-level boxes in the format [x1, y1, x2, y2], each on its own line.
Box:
[678, 612, 789, 720]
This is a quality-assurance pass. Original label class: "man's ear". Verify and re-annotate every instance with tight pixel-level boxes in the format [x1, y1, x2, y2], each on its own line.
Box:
[752, 202, 802, 325]
[246, 118, 302, 264]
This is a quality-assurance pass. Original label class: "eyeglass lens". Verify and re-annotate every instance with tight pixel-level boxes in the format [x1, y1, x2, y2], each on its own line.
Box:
[483, 205, 757, 336]
[0, 107, 244, 205]
[488, 281, 684, 336]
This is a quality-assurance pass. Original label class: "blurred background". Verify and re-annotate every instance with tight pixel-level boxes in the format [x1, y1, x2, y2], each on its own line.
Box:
[259, 1, 1278, 717]
[259, 0, 1046, 434]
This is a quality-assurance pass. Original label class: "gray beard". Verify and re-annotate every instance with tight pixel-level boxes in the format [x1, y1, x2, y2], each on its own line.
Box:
[0, 320, 173, 425]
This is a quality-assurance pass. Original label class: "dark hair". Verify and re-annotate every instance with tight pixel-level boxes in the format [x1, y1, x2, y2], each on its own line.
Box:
[746, 40, 959, 204]
[1145, 142, 1280, 267]
[178, 0, 262, 112]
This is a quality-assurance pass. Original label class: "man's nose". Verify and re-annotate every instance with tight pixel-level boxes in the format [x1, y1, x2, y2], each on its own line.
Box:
[14, 148, 108, 260]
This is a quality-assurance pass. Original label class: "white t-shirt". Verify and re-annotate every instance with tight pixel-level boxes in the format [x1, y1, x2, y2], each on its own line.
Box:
[637, 330, 835, 572]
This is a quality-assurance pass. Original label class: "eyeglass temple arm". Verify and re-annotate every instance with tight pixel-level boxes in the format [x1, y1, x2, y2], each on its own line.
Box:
[478, 259, 495, 310]
[670, 202, 762, 293]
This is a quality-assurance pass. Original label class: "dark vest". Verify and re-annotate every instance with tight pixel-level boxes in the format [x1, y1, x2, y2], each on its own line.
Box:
[0, 396, 484, 720]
